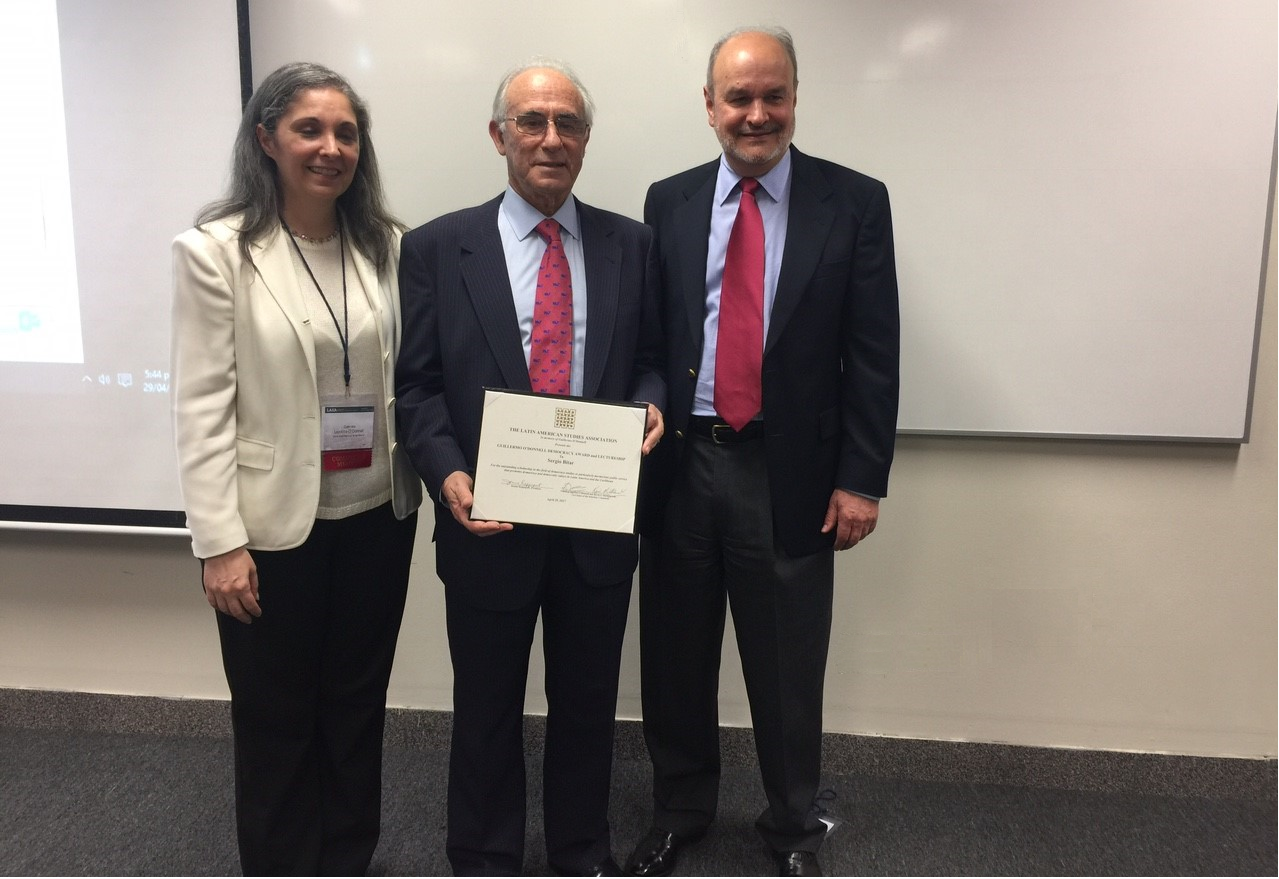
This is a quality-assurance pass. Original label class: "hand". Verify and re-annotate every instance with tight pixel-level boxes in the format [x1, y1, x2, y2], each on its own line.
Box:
[441, 470, 514, 536]
[821, 489, 879, 551]
[641, 403, 665, 455]
[202, 546, 261, 624]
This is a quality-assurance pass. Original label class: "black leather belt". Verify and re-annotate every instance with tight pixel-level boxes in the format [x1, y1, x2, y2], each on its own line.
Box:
[686, 416, 764, 443]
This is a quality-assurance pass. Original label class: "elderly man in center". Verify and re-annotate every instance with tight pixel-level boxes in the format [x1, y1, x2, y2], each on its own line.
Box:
[395, 59, 665, 877]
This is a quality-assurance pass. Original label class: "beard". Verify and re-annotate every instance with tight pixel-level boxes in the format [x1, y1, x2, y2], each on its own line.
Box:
[715, 122, 794, 172]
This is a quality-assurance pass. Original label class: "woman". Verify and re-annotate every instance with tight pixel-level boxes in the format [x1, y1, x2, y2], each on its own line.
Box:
[171, 62, 421, 876]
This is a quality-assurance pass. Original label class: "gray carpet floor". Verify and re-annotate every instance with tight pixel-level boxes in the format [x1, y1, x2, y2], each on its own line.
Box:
[0, 726, 1274, 876]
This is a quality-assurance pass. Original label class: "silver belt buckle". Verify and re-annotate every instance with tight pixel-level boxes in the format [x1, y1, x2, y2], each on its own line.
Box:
[710, 423, 733, 444]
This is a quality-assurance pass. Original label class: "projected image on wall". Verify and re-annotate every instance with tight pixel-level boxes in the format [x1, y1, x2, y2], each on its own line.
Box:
[0, 0, 240, 525]
[1, 0, 84, 364]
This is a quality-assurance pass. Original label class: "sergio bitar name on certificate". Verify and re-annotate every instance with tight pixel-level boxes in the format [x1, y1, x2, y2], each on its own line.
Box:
[470, 388, 648, 533]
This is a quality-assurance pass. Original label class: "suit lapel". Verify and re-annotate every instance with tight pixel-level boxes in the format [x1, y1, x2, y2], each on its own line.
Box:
[673, 171, 717, 348]
[768, 148, 835, 354]
[578, 204, 621, 398]
[347, 240, 392, 357]
[459, 197, 530, 391]
[249, 226, 317, 382]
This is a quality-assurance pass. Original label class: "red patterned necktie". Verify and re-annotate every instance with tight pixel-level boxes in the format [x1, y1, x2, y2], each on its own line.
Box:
[529, 218, 573, 395]
[714, 177, 764, 430]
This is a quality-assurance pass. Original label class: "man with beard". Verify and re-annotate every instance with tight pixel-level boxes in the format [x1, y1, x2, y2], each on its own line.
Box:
[627, 27, 900, 878]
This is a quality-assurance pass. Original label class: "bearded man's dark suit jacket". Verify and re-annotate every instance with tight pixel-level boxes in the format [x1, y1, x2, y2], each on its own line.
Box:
[638, 145, 899, 851]
[396, 193, 664, 873]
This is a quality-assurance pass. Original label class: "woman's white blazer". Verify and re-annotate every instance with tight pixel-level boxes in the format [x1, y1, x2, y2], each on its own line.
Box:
[171, 216, 422, 559]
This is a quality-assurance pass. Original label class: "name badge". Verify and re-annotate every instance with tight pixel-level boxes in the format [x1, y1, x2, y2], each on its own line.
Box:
[321, 393, 376, 471]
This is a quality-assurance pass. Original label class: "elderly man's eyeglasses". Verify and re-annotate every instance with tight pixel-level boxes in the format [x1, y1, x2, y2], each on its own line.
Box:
[504, 113, 589, 139]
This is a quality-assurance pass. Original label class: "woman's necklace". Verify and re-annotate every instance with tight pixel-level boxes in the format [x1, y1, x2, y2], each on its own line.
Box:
[290, 227, 340, 244]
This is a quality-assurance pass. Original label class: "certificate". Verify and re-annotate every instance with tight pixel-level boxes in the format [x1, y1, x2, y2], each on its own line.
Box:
[471, 388, 648, 533]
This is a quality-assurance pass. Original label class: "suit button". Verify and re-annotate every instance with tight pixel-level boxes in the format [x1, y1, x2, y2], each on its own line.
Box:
[675, 430, 685, 439]
[687, 368, 696, 379]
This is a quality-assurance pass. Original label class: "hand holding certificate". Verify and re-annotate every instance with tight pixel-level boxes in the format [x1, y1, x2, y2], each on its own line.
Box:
[471, 389, 649, 533]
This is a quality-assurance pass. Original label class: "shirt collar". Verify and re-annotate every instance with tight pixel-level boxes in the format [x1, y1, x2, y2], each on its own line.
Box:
[500, 186, 581, 241]
[715, 147, 793, 206]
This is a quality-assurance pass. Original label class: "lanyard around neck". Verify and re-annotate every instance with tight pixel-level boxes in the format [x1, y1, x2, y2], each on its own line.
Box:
[283, 220, 351, 389]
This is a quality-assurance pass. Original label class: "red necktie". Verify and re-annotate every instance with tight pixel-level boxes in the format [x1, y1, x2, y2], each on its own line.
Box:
[715, 178, 764, 430]
[529, 218, 573, 395]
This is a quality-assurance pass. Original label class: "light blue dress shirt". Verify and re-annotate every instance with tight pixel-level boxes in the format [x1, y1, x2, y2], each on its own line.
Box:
[693, 151, 792, 417]
[497, 187, 589, 396]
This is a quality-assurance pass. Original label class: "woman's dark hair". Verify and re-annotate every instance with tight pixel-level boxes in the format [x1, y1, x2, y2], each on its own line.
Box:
[196, 61, 401, 270]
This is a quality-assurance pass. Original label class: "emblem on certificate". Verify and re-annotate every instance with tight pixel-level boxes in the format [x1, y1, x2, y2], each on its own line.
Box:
[471, 388, 648, 533]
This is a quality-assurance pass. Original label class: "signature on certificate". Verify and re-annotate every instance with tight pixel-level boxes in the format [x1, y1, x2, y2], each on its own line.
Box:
[502, 478, 547, 491]
[560, 483, 625, 499]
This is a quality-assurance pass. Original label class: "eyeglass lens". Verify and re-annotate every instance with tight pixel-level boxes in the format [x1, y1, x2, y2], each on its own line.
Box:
[514, 113, 587, 138]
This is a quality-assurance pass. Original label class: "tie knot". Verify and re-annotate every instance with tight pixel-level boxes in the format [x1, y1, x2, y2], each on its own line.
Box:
[740, 177, 760, 197]
[536, 218, 561, 244]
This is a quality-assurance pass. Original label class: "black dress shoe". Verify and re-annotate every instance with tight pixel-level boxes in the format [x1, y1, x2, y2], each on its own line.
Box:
[624, 828, 698, 877]
[774, 850, 822, 876]
[552, 855, 624, 877]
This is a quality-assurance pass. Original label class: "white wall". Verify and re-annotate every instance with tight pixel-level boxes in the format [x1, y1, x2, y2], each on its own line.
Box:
[2, 194, 1272, 759]
[248, 0, 1275, 442]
